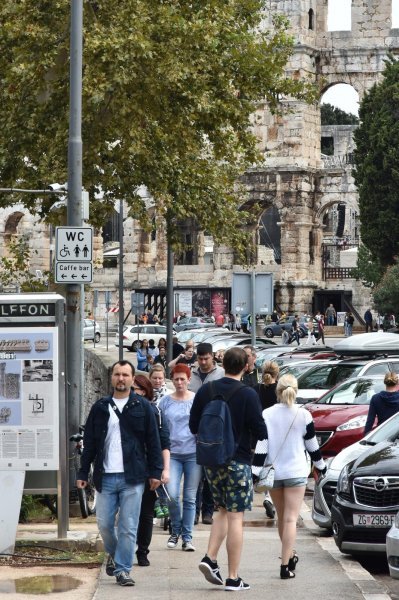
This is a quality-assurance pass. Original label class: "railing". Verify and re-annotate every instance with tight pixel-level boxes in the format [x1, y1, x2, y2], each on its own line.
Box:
[323, 267, 353, 279]
[321, 153, 355, 168]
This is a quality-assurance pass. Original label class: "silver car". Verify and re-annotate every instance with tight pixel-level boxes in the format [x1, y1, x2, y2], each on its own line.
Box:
[312, 411, 399, 530]
[83, 319, 101, 343]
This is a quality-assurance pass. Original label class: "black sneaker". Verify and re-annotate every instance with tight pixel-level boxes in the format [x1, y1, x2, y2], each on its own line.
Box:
[115, 571, 135, 586]
[105, 555, 115, 576]
[263, 498, 275, 519]
[199, 555, 223, 586]
[136, 551, 150, 566]
[225, 577, 250, 591]
[167, 533, 179, 548]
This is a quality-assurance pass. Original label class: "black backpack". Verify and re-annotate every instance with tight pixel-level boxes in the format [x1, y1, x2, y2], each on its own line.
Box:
[196, 380, 244, 467]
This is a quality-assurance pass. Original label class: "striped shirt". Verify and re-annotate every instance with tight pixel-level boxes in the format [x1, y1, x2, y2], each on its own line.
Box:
[252, 403, 325, 480]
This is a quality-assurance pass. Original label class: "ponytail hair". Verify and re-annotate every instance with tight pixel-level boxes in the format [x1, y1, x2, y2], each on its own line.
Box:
[262, 361, 279, 386]
[384, 371, 399, 387]
[276, 373, 298, 408]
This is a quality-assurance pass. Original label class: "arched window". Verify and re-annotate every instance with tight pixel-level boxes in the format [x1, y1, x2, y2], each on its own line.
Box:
[308, 8, 314, 30]
[259, 207, 281, 264]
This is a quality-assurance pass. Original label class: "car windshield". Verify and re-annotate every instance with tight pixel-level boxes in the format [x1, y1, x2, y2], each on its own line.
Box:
[297, 363, 363, 390]
[316, 378, 385, 405]
[279, 363, 315, 378]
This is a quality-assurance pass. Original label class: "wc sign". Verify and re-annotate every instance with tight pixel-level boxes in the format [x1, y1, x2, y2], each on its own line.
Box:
[55, 227, 93, 283]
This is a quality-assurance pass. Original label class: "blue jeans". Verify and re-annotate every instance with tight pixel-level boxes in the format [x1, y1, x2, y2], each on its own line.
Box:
[96, 473, 144, 574]
[168, 453, 202, 542]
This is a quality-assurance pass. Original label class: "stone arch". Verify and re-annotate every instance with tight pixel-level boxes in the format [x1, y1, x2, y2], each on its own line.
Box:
[3, 211, 24, 237]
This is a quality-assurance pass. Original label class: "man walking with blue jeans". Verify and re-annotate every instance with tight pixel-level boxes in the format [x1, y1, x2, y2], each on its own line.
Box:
[77, 360, 163, 586]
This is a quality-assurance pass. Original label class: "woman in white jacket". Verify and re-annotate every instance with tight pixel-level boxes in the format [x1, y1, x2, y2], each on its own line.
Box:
[253, 374, 326, 580]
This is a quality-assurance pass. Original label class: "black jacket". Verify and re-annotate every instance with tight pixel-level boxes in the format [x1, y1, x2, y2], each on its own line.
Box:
[189, 377, 267, 465]
[78, 391, 163, 492]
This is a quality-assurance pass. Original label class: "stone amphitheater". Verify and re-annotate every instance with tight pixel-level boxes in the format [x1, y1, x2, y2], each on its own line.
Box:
[0, 0, 395, 322]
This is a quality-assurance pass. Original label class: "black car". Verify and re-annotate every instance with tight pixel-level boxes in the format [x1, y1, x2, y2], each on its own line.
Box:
[263, 316, 319, 339]
[331, 441, 399, 554]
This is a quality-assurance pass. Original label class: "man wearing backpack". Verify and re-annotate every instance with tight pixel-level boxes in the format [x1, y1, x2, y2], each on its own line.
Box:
[189, 347, 267, 591]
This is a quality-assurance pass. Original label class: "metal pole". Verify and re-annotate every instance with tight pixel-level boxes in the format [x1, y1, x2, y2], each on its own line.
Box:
[251, 270, 256, 346]
[66, 0, 83, 494]
[118, 198, 124, 361]
[166, 220, 174, 379]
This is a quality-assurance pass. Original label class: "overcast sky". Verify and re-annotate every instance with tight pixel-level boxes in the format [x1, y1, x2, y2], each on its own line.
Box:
[321, 0, 399, 116]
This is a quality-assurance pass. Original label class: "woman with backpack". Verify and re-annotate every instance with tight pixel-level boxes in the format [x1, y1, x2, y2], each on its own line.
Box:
[158, 364, 202, 551]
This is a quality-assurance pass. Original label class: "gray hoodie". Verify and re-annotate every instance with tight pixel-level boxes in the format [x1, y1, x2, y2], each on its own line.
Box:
[188, 364, 225, 393]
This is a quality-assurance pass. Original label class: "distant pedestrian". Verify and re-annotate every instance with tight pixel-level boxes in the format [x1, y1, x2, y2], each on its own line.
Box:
[242, 345, 258, 387]
[364, 308, 373, 333]
[317, 314, 325, 345]
[271, 310, 279, 323]
[291, 314, 300, 346]
[235, 313, 241, 331]
[149, 365, 169, 404]
[325, 303, 336, 326]
[305, 317, 317, 345]
[346, 312, 354, 337]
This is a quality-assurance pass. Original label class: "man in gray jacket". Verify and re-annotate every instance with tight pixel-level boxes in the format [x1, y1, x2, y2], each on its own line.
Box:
[189, 342, 224, 524]
[189, 343, 224, 393]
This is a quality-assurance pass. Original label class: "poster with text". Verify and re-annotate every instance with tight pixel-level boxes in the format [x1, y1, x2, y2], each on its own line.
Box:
[0, 328, 59, 470]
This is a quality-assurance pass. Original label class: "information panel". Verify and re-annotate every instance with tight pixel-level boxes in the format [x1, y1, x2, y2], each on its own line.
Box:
[0, 327, 59, 470]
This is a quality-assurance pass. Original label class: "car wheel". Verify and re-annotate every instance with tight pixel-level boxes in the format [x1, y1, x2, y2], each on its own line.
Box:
[264, 328, 274, 338]
[131, 340, 139, 352]
[94, 332, 101, 343]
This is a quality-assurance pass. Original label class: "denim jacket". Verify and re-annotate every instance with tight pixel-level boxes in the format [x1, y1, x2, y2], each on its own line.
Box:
[78, 391, 163, 492]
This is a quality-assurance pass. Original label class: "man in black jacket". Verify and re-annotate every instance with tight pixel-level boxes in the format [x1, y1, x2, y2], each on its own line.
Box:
[77, 360, 162, 587]
[190, 347, 267, 591]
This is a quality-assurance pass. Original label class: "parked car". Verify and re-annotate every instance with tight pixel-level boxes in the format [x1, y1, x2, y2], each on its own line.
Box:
[312, 410, 399, 530]
[115, 324, 169, 351]
[83, 319, 101, 343]
[174, 316, 215, 332]
[387, 511, 399, 579]
[263, 316, 319, 339]
[331, 440, 399, 554]
[305, 376, 387, 457]
[190, 328, 231, 344]
[296, 356, 399, 404]
[210, 334, 275, 353]
[278, 359, 331, 379]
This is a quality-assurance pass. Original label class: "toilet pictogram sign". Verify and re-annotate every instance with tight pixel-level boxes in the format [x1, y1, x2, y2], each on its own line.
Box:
[55, 227, 93, 283]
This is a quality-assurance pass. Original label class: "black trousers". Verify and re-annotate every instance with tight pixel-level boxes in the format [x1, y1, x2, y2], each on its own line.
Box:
[136, 481, 157, 555]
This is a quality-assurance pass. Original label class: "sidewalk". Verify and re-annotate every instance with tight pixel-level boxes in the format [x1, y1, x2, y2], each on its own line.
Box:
[12, 492, 390, 600]
[92, 492, 388, 600]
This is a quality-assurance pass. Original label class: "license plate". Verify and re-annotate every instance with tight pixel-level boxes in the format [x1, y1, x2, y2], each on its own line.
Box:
[353, 513, 395, 527]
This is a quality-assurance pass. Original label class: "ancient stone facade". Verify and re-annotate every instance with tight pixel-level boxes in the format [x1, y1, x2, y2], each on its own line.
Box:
[1, 0, 397, 320]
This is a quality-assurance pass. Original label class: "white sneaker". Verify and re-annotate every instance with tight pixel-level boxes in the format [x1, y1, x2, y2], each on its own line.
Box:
[182, 541, 195, 551]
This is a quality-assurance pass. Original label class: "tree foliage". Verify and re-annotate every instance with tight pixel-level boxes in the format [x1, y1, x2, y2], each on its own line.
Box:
[372, 264, 399, 317]
[321, 103, 359, 126]
[0, 1, 316, 254]
[350, 244, 384, 288]
[0, 237, 50, 291]
[354, 55, 399, 266]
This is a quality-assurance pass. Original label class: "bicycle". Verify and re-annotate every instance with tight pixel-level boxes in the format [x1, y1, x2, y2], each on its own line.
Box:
[69, 426, 96, 518]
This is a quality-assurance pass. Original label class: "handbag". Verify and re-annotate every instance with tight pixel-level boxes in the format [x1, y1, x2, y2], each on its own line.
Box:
[254, 408, 301, 492]
[255, 464, 275, 492]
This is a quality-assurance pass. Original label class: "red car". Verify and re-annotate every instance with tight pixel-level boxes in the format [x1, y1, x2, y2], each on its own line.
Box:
[305, 376, 386, 458]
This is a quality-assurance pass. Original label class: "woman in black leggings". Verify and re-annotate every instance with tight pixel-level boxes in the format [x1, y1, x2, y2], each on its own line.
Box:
[134, 374, 170, 566]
